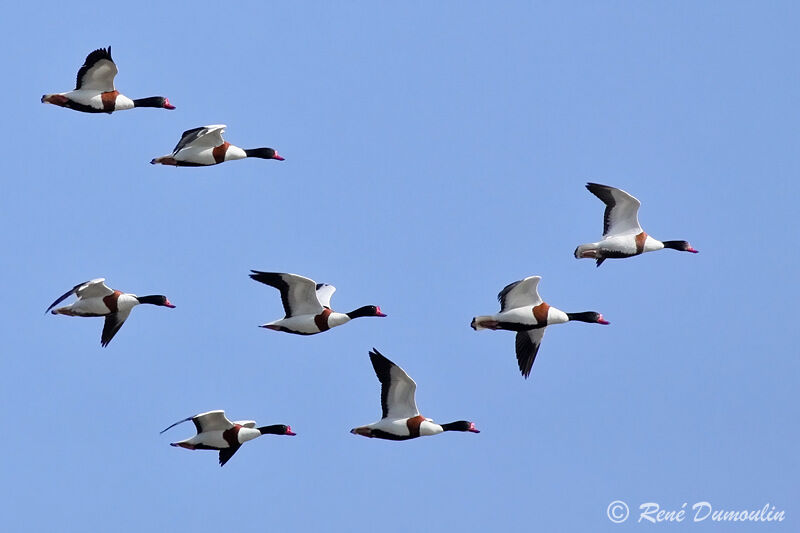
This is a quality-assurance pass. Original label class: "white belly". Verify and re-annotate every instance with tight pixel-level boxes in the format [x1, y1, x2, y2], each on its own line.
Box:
[174, 146, 220, 165]
[62, 89, 105, 109]
[371, 418, 412, 436]
[267, 315, 322, 334]
[600, 235, 639, 254]
[66, 297, 112, 316]
[186, 431, 229, 448]
[497, 308, 539, 325]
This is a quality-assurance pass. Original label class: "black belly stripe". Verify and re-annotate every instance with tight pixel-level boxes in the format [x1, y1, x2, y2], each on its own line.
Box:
[63, 100, 107, 113]
[496, 321, 546, 332]
[370, 429, 414, 441]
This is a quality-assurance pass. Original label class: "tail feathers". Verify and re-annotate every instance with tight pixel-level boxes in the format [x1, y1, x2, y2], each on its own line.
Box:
[575, 243, 604, 266]
[471, 316, 496, 330]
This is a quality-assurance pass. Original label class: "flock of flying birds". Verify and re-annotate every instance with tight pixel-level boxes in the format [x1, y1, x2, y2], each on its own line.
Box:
[42, 46, 698, 466]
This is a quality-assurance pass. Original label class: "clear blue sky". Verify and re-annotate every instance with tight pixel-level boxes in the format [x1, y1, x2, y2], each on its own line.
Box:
[1, 2, 797, 531]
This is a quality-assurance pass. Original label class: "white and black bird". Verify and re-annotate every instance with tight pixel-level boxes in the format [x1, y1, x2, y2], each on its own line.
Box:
[46, 278, 175, 347]
[574, 183, 698, 266]
[41, 46, 175, 113]
[249, 271, 386, 335]
[161, 410, 295, 467]
[150, 125, 284, 166]
[350, 349, 480, 440]
[471, 276, 609, 379]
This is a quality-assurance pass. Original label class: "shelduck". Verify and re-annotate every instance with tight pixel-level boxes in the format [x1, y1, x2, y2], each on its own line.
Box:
[45, 278, 175, 347]
[471, 276, 609, 379]
[41, 46, 175, 113]
[160, 410, 295, 467]
[150, 125, 284, 166]
[350, 349, 480, 440]
[249, 271, 386, 335]
[574, 183, 699, 266]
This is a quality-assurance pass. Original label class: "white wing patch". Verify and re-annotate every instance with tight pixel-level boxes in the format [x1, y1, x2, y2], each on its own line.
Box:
[76, 278, 114, 299]
[188, 125, 227, 149]
[604, 187, 642, 237]
[282, 273, 324, 316]
[499, 276, 542, 311]
[80, 59, 118, 91]
[315, 284, 337, 309]
[194, 410, 235, 433]
[385, 364, 420, 420]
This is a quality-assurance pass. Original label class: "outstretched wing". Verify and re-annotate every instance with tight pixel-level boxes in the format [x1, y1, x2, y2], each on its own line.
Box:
[45, 278, 111, 313]
[159, 410, 233, 435]
[515, 329, 546, 379]
[172, 125, 227, 154]
[75, 46, 117, 91]
[498, 276, 542, 312]
[160, 415, 195, 434]
[586, 183, 643, 237]
[249, 271, 322, 317]
[369, 348, 419, 420]
[100, 308, 131, 347]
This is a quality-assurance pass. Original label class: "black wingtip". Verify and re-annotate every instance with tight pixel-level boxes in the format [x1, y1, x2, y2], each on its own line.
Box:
[159, 415, 194, 434]
[595, 258, 605, 267]
[249, 270, 277, 283]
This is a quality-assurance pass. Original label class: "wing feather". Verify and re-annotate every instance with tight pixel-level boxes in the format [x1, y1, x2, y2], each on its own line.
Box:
[369, 348, 419, 420]
[250, 271, 322, 317]
[75, 46, 117, 91]
[586, 183, 643, 237]
[45, 278, 112, 313]
[498, 276, 542, 311]
[172, 125, 226, 154]
[515, 329, 546, 379]
[218, 445, 240, 467]
[315, 283, 337, 309]
[193, 410, 234, 433]
[100, 308, 131, 347]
